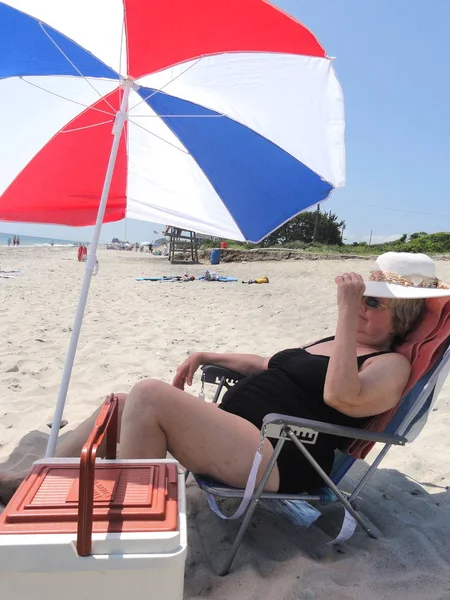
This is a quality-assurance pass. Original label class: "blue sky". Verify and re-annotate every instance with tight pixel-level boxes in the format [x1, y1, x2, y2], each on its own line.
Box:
[1, 0, 449, 244]
[279, 0, 450, 244]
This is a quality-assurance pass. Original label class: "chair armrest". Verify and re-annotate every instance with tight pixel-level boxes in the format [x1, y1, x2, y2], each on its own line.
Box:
[262, 413, 407, 446]
[201, 365, 247, 385]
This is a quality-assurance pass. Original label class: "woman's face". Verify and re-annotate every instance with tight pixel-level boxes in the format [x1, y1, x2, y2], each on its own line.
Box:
[357, 296, 394, 347]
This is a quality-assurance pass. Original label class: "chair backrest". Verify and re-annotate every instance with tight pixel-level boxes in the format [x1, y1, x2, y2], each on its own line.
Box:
[330, 339, 450, 485]
[388, 340, 450, 441]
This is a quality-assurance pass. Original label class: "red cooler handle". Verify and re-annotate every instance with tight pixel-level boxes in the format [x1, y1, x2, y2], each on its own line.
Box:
[77, 394, 119, 556]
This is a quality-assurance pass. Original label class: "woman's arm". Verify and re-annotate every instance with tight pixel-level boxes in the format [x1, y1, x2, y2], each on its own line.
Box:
[172, 351, 269, 389]
[323, 298, 362, 406]
[324, 352, 411, 418]
[199, 352, 269, 376]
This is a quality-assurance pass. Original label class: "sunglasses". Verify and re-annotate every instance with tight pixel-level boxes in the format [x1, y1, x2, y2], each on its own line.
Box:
[363, 296, 389, 310]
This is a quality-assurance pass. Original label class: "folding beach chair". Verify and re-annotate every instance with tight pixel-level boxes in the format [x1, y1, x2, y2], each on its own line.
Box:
[192, 340, 450, 575]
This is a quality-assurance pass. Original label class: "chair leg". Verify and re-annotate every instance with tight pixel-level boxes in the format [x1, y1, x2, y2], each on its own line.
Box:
[288, 431, 378, 539]
[219, 437, 285, 576]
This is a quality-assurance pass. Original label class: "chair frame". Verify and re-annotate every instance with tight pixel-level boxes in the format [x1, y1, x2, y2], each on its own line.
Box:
[195, 344, 450, 575]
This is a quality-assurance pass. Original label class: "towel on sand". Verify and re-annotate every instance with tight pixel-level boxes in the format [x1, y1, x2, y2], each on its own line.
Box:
[198, 270, 238, 282]
[347, 297, 450, 459]
[136, 275, 195, 282]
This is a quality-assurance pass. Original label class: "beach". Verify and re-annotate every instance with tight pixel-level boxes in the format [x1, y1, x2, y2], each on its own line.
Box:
[1, 246, 449, 599]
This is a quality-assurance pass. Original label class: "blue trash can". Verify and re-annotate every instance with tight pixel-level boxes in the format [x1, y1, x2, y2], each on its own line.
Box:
[210, 249, 221, 265]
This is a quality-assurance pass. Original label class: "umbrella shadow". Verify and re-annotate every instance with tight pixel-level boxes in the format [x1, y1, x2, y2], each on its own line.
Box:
[186, 462, 450, 583]
[0, 428, 73, 473]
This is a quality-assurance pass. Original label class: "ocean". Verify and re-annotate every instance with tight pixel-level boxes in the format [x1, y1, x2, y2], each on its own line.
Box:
[0, 232, 78, 247]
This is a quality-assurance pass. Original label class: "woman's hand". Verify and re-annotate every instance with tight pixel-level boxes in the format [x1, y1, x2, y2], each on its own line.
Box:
[172, 352, 204, 390]
[335, 271, 365, 312]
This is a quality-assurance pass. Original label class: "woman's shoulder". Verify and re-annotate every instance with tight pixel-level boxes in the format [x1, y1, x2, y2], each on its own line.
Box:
[361, 350, 411, 375]
[361, 352, 412, 396]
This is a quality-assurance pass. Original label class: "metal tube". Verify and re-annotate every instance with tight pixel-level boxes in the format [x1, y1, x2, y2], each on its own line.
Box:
[213, 377, 226, 404]
[348, 443, 392, 503]
[203, 490, 322, 501]
[287, 430, 377, 539]
[46, 80, 133, 457]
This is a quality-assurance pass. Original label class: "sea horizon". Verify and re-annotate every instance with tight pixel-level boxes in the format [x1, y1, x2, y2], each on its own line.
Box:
[0, 231, 81, 247]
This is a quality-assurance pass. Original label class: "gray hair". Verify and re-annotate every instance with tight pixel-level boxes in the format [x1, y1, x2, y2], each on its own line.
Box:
[389, 298, 425, 345]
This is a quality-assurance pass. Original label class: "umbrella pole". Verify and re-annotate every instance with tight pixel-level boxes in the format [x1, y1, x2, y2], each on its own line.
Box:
[45, 79, 133, 457]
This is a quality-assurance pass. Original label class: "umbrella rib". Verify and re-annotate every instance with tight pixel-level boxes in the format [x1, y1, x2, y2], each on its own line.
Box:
[128, 57, 203, 112]
[61, 119, 114, 133]
[38, 21, 117, 114]
[19, 77, 116, 117]
[127, 118, 189, 154]
[130, 114, 225, 118]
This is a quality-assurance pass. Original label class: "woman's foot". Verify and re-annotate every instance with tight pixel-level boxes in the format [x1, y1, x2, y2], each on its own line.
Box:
[0, 471, 25, 505]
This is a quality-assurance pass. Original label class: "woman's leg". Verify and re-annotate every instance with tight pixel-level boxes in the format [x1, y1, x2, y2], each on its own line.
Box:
[54, 393, 128, 458]
[58, 382, 280, 491]
[1, 380, 280, 499]
[0, 472, 22, 504]
[118, 379, 279, 491]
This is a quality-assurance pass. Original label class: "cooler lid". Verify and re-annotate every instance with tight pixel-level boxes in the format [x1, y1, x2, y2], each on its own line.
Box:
[0, 462, 178, 537]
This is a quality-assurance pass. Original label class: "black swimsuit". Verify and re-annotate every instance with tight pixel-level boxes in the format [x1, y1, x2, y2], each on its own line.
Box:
[218, 337, 390, 493]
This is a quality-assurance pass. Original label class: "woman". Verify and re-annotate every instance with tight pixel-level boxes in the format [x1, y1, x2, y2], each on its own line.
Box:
[1, 253, 448, 502]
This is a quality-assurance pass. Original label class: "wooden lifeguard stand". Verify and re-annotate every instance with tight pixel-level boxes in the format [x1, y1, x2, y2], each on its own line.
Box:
[164, 226, 199, 264]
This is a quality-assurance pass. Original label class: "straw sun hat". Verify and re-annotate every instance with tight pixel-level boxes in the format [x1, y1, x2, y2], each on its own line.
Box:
[363, 252, 450, 299]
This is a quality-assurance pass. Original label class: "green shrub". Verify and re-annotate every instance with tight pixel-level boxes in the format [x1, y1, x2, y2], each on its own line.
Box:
[198, 231, 450, 255]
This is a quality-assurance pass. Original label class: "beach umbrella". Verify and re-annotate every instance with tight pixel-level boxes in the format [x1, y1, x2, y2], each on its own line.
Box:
[0, 0, 345, 455]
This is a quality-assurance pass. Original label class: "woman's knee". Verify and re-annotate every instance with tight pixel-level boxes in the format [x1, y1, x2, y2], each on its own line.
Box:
[128, 379, 166, 409]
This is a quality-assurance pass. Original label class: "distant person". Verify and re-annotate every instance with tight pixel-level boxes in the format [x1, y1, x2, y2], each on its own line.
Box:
[7, 237, 11, 247]
[13, 236, 17, 247]
[17, 236, 20, 246]
[51, 240, 54, 247]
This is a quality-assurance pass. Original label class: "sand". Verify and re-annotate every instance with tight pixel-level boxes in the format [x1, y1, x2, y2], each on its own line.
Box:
[0, 246, 449, 599]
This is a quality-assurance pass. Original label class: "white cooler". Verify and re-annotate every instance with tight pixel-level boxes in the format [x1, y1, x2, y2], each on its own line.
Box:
[0, 397, 187, 600]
